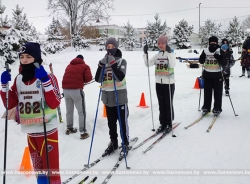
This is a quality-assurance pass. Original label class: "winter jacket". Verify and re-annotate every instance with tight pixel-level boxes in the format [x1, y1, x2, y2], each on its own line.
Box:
[143, 51, 177, 84]
[1, 74, 61, 133]
[62, 58, 92, 89]
[95, 49, 128, 107]
[199, 48, 227, 78]
[222, 50, 235, 75]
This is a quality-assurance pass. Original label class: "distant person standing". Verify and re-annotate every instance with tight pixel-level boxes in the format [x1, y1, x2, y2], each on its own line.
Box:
[220, 42, 235, 95]
[62, 55, 92, 139]
[239, 37, 250, 77]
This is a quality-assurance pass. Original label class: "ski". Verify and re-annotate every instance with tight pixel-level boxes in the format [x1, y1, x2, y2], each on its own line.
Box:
[132, 123, 176, 150]
[49, 63, 63, 123]
[62, 155, 106, 184]
[206, 115, 218, 132]
[142, 123, 181, 154]
[101, 137, 138, 184]
[78, 176, 89, 184]
[184, 113, 210, 129]
[87, 177, 97, 184]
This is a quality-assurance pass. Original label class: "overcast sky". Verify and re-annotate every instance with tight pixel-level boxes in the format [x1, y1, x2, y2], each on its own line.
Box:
[1, 0, 250, 34]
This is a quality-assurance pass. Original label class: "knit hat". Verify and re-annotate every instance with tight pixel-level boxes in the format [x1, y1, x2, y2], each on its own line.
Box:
[208, 36, 218, 44]
[221, 44, 229, 51]
[76, 55, 84, 60]
[105, 38, 118, 48]
[157, 36, 168, 44]
[19, 42, 42, 61]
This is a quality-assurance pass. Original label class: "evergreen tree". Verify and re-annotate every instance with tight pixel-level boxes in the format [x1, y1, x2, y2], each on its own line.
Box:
[225, 16, 245, 47]
[44, 17, 65, 54]
[172, 19, 193, 49]
[145, 14, 168, 50]
[200, 19, 222, 46]
[11, 4, 31, 31]
[121, 21, 138, 51]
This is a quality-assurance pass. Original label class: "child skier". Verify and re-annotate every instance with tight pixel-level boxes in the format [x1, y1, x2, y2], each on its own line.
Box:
[199, 36, 226, 116]
[95, 38, 129, 156]
[220, 40, 235, 95]
[143, 35, 176, 133]
[241, 36, 250, 78]
[1, 42, 61, 184]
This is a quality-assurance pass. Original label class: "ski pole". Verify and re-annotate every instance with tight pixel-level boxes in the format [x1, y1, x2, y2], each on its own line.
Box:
[34, 63, 51, 184]
[198, 66, 204, 111]
[86, 65, 106, 166]
[219, 65, 238, 117]
[3, 62, 10, 184]
[49, 63, 63, 123]
[168, 73, 176, 138]
[145, 41, 155, 131]
[112, 73, 130, 169]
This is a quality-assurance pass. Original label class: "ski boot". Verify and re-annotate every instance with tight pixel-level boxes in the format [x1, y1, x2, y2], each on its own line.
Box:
[156, 124, 166, 133]
[102, 140, 118, 157]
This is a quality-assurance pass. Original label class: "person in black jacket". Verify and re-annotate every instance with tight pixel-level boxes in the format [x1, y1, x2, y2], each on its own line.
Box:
[240, 36, 250, 78]
[220, 39, 235, 95]
[199, 36, 227, 116]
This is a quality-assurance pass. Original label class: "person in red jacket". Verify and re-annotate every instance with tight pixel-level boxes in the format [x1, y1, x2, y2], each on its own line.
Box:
[62, 55, 92, 139]
[1, 42, 61, 184]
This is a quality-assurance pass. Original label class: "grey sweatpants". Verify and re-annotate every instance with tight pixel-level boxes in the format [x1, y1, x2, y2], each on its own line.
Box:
[63, 89, 86, 133]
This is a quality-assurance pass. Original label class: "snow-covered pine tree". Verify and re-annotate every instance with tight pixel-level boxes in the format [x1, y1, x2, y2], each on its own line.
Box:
[225, 16, 245, 47]
[145, 13, 168, 50]
[199, 19, 222, 47]
[172, 19, 193, 49]
[0, 5, 34, 65]
[72, 30, 89, 51]
[121, 21, 138, 51]
[44, 17, 65, 54]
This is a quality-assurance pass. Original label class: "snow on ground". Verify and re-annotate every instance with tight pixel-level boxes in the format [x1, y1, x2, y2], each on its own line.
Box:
[0, 46, 250, 184]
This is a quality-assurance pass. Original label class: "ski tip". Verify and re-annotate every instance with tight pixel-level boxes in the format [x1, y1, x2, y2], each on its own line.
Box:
[92, 177, 97, 182]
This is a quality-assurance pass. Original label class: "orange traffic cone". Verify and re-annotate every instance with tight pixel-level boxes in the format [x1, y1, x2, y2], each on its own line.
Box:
[103, 105, 107, 117]
[19, 147, 33, 177]
[137, 93, 149, 108]
[193, 78, 200, 89]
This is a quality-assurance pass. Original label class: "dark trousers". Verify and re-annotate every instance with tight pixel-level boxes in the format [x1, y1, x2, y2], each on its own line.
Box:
[202, 78, 223, 112]
[242, 66, 247, 74]
[156, 83, 175, 127]
[106, 104, 129, 144]
[223, 74, 230, 90]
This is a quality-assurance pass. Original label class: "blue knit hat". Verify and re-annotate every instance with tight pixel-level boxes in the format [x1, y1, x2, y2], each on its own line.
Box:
[221, 44, 229, 51]
[19, 42, 42, 61]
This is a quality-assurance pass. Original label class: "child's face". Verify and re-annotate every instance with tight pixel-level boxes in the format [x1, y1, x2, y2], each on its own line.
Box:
[106, 44, 115, 49]
[158, 42, 166, 51]
[20, 54, 35, 64]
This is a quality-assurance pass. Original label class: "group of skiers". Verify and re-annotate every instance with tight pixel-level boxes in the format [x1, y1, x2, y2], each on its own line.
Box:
[1, 34, 250, 183]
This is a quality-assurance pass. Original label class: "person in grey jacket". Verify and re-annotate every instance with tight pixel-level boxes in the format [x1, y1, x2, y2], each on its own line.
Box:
[95, 38, 129, 156]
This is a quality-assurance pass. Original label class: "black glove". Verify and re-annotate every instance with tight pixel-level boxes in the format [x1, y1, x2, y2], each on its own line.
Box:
[214, 53, 222, 60]
[143, 45, 148, 54]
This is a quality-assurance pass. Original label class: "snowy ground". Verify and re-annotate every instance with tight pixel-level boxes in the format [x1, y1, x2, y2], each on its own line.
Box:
[0, 46, 250, 184]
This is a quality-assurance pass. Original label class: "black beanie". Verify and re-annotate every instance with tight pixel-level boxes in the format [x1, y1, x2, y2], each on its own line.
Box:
[209, 36, 218, 44]
[76, 55, 84, 60]
[19, 42, 43, 64]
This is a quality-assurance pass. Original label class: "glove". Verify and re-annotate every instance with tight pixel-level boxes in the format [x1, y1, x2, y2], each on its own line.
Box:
[35, 65, 49, 82]
[166, 45, 172, 53]
[214, 53, 221, 60]
[100, 56, 108, 65]
[143, 45, 148, 54]
[1, 71, 11, 84]
[107, 55, 116, 65]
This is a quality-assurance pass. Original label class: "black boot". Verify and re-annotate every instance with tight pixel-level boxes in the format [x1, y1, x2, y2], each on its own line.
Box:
[225, 90, 229, 96]
[239, 74, 245, 77]
[102, 140, 118, 157]
[156, 124, 166, 133]
[163, 125, 172, 134]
